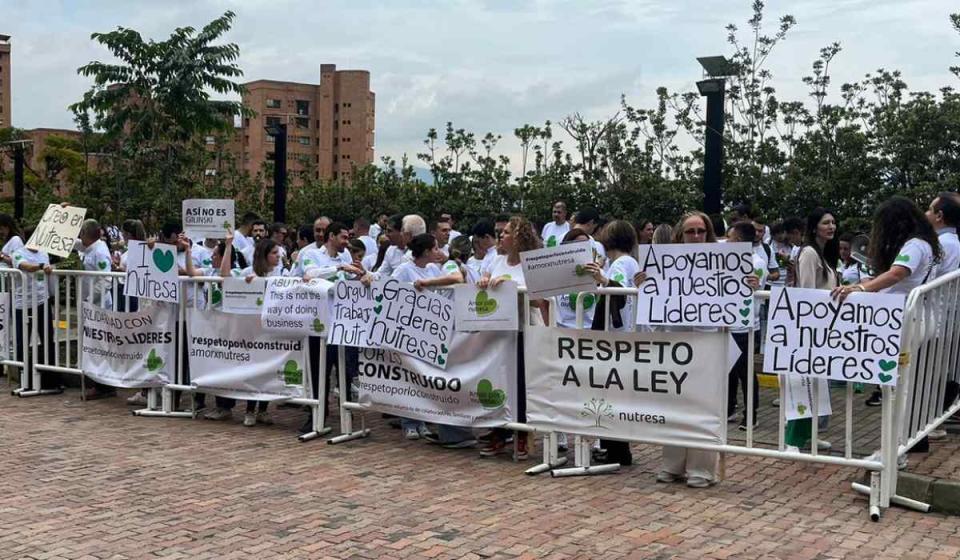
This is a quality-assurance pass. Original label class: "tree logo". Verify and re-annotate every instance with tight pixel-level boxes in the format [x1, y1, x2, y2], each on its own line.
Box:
[580, 397, 615, 428]
[312, 318, 325, 333]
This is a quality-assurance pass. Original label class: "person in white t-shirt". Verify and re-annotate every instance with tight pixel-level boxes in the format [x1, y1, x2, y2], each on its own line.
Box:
[834, 197, 943, 408]
[540, 201, 570, 248]
[365, 214, 422, 281]
[926, 192, 960, 279]
[468, 219, 497, 277]
[369, 213, 388, 241]
[0, 213, 24, 269]
[554, 228, 598, 330]
[432, 218, 452, 258]
[12, 232, 60, 392]
[476, 216, 546, 461]
[439, 213, 462, 243]
[353, 217, 378, 258]
[837, 233, 865, 286]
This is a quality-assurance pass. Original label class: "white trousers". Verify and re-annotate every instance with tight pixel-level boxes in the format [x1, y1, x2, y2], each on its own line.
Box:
[662, 446, 718, 481]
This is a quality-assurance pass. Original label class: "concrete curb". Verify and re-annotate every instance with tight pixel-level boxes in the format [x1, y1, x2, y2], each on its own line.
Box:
[878, 471, 960, 515]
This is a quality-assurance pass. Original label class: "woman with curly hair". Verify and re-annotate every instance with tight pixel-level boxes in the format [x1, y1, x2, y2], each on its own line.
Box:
[833, 196, 942, 407]
[477, 215, 548, 460]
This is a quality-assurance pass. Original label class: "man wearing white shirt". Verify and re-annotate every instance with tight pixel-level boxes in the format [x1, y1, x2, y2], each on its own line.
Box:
[354, 217, 378, 257]
[927, 192, 960, 279]
[541, 201, 570, 248]
[369, 213, 388, 241]
[572, 207, 606, 263]
[469, 219, 498, 276]
[233, 212, 260, 265]
[433, 218, 452, 257]
[440, 213, 462, 242]
[370, 214, 418, 279]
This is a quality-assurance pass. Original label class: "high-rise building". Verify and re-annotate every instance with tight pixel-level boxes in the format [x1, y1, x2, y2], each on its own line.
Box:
[0, 34, 11, 128]
[233, 64, 375, 184]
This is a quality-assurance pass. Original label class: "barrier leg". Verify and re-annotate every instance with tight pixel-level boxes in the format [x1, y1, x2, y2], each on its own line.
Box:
[525, 432, 568, 475]
[851, 471, 930, 519]
[551, 435, 620, 477]
[299, 340, 332, 442]
[135, 384, 194, 418]
[328, 345, 370, 444]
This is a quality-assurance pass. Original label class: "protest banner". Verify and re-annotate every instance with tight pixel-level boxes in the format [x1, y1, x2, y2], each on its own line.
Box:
[80, 302, 175, 388]
[784, 375, 833, 421]
[635, 242, 756, 328]
[222, 277, 266, 315]
[182, 199, 234, 240]
[188, 308, 307, 400]
[26, 204, 87, 258]
[355, 331, 517, 427]
[261, 277, 331, 335]
[123, 240, 180, 304]
[519, 241, 596, 299]
[524, 326, 738, 446]
[763, 287, 905, 386]
[453, 281, 519, 331]
[0, 292, 10, 359]
[328, 279, 454, 369]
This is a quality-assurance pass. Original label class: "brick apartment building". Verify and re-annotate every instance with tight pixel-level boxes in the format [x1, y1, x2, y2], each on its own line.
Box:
[224, 64, 376, 184]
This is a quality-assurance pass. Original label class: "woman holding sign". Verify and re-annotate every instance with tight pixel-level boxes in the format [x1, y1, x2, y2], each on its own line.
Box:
[12, 227, 59, 391]
[0, 214, 24, 268]
[476, 216, 547, 460]
[833, 197, 943, 407]
[783, 208, 840, 452]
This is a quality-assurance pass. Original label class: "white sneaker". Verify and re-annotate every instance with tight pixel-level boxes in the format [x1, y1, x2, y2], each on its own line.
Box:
[243, 412, 257, 427]
[727, 412, 739, 422]
[929, 429, 948, 440]
[816, 440, 832, 451]
[771, 398, 780, 407]
[405, 428, 420, 440]
[656, 471, 682, 483]
[203, 407, 232, 421]
[687, 476, 714, 488]
[126, 392, 147, 406]
[785, 445, 801, 454]
[256, 411, 273, 425]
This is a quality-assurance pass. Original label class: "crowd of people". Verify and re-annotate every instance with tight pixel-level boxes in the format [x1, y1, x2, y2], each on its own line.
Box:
[2, 190, 958, 488]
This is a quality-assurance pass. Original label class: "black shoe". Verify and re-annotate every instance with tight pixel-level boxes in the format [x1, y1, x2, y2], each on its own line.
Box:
[387, 418, 402, 429]
[298, 417, 314, 434]
[422, 433, 442, 444]
[738, 418, 758, 431]
[866, 391, 882, 407]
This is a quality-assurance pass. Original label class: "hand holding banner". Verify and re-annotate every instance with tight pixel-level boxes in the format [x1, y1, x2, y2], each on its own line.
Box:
[453, 281, 518, 331]
[26, 204, 87, 257]
[519, 242, 596, 299]
[182, 199, 234, 240]
[123, 240, 180, 304]
[222, 277, 266, 315]
[261, 277, 331, 335]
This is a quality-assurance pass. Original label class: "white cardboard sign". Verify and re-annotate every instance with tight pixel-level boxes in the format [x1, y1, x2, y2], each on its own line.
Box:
[519, 242, 596, 299]
[26, 204, 87, 257]
[182, 199, 234, 240]
[635, 242, 757, 328]
[453, 281, 519, 331]
[222, 277, 266, 315]
[80, 302, 176, 388]
[763, 287, 905, 386]
[328, 279, 454, 369]
[123, 241, 180, 304]
[260, 277, 331, 336]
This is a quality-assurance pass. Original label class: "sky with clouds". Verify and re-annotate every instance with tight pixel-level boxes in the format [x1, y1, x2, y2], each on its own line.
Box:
[1, 0, 957, 170]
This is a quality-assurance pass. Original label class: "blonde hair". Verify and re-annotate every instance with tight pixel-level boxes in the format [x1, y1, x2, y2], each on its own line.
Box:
[507, 216, 541, 260]
[672, 211, 717, 244]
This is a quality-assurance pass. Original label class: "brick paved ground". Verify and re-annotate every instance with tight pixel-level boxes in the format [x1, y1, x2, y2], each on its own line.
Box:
[3, 380, 960, 560]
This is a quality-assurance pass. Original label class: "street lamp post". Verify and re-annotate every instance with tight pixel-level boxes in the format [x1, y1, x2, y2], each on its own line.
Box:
[265, 123, 288, 223]
[696, 56, 736, 217]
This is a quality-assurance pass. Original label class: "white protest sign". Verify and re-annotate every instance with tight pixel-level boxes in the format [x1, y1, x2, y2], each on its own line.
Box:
[763, 287, 905, 386]
[188, 308, 307, 401]
[355, 331, 517, 427]
[328, 279, 454, 368]
[453, 281, 519, 331]
[524, 326, 738, 446]
[783, 375, 833, 421]
[0, 292, 10, 359]
[80, 302, 175, 388]
[261, 277, 331, 336]
[123, 240, 180, 304]
[182, 199, 234, 240]
[519, 241, 596, 299]
[635, 242, 757, 328]
[26, 204, 87, 257]
[222, 277, 266, 315]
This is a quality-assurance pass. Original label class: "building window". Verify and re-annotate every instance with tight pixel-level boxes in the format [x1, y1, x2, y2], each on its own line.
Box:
[334, 103, 339, 113]
[295, 117, 309, 129]
[267, 152, 275, 160]
[297, 136, 311, 146]
[296, 100, 310, 116]
[204, 169, 217, 176]
[266, 98, 281, 109]
[266, 134, 275, 143]
[204, 136, 215, 145]
[334, 138, 338, 147]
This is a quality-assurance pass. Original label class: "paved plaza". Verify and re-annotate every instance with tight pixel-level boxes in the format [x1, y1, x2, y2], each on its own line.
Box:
[3, 380, 960, 560]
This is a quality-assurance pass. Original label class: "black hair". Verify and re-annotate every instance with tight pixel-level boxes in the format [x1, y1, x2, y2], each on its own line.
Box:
[933, 192, 960, 228]
[573, 207, 600, 225]
[325, 222, 348, 241]
[298, 224, 314, 244]
[870, 196, 943, 273]
[494, 213, 511, 224]
[708, 213, 726, 238]
[387, 213, 405, 232]
[253, 238, 278, 277]
[731, 221, 757, 243]
[215, 241, 247, 270]
[472, 219, 495, 238]
[802, 208, 840, 282]
[782, 217, 804, 233]
[161, 222, 182, 240]
[269, 222, 287, 235]
[408, 233, 437, 259]
[240, 212, 260, 226]
[0, 213, 20, 241]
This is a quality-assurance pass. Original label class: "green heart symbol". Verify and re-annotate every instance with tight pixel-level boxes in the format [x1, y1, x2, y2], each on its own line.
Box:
[878, 372, 893, 383]
[741, 319, 750, 326]
[894, 254, 910, 264]
[256, 297, 263, 306]
[441, 344, 448, 354]
[282, 360, 303, 385]
[97, 261, 107, 270]
[739, 307, 751, 317]
[145, 348, 163, 372]
[574, 264, 587, 276]
[476, 378, 506, 409]
[547, 236, 557, 248]
[312, 318, 325, 333]
[211, 289, 222, 305]
[568, 292, 596, 310]
[202, 258, 212, 266]
[374, 304, 382, 314]
[437, 355, 446, 366]
[474, 290, 498, 316]
[797, 404, 807, 416]
[613, 273, 625, 283]
[152, 249, 175, 273]
[879, 359, 897, 372]
[743, 299, 752, 306]
[375, 294, 384, 302]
